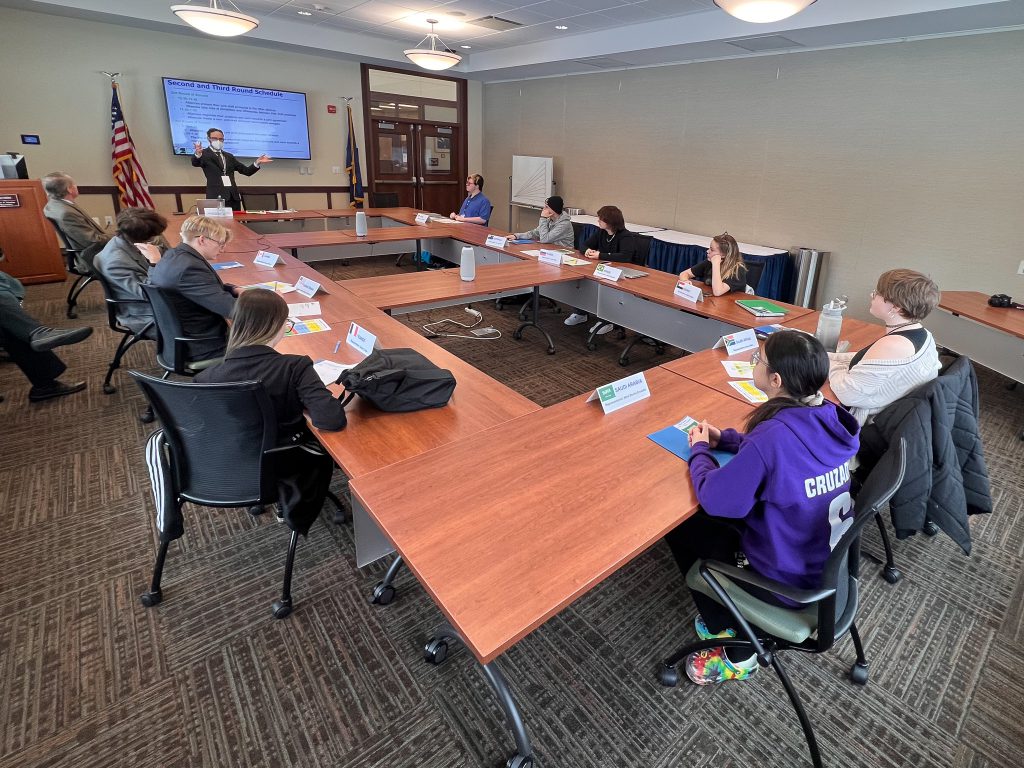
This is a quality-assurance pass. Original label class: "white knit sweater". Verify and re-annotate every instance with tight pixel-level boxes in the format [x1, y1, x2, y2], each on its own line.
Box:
[828, 331, 941, 426]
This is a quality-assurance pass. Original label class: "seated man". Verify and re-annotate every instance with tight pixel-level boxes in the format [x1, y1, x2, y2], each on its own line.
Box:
[0, 269, 93, 402]
[42, 172, 113, 265]
[147, 215, 237, 361]
[450, 173, 491, 225]
[94, 208, 169, 339]
[509, 196, 574, 247]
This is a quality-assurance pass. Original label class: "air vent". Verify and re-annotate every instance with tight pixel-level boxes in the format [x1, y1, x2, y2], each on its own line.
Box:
[572, 56, 631, 69]
[725, 35, 802, 52]
[470, 16, 522, 32]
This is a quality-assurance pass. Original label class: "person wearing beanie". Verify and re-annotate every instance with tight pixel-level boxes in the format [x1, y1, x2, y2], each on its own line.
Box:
[511, 196, 574, 248]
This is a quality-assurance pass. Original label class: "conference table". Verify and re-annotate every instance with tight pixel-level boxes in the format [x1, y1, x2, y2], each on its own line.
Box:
[926, 290, 1024, 384]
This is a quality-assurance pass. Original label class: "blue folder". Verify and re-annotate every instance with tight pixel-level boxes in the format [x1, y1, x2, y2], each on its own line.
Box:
[647, 425, 736, 467]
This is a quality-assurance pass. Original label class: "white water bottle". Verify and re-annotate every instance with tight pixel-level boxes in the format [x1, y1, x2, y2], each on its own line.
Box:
[815, 299, 846, 352]
[459, 246, 476, 282]
[355, 210, 367, 237]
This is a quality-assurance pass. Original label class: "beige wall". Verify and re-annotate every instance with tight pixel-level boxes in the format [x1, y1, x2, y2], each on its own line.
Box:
[483, 32, 1024, 320]
[0, 6, 481, 222]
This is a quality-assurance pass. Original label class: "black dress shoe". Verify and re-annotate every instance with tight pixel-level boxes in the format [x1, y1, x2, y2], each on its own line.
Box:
[29, 326, 93, 352]
[28, 380, 87, 402]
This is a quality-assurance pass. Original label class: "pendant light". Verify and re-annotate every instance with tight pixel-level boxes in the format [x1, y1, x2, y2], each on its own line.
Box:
[404, 19, 462, 71]
[714, 0, 817, 24]
[171, 1, 259, 37]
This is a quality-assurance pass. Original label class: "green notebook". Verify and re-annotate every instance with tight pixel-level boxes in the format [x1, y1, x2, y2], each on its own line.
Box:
[736, 299, 788, 317]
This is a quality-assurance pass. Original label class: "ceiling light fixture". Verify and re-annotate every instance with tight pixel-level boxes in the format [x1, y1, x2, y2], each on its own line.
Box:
[404, 19, 462, 71]
[555, 25, 568, 30]
[714, 0, 817, 24]
[297, 10, 312, 15]
[171, 1, 259, 37]
[460, 45, 472, 49]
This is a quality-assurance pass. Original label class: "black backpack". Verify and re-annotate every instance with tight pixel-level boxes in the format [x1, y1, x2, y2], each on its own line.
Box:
[337, 348, 456, 412]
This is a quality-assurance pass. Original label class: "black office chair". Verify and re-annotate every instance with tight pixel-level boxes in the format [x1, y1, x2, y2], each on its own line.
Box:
[744, 260, 766, 294]
[369, 191, 399, 208]
[131, 372, 345, 618]
[141, 283, 226, 377]
[240, 191, 279, 211]
[45, 216, 102, 319]
[92, 269, 155, 396]
[658, 438, 906, 768]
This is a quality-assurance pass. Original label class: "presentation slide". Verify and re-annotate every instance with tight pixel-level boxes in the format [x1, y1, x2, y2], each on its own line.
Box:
[163, 78, 311, 159]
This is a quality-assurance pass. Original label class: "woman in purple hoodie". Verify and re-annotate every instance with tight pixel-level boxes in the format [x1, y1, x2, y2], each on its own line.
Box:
[665, 330, 860, 686]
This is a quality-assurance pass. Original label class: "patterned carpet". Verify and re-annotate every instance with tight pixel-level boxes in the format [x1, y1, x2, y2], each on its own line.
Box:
[1, 258, 1022, 767]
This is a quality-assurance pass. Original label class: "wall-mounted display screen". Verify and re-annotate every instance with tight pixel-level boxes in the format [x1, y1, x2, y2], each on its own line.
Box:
[163, 77, 311, 159]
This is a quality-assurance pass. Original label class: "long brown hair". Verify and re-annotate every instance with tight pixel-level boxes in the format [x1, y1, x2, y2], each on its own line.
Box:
[712, 233, 746, 282]
[226, 289, 289, 353]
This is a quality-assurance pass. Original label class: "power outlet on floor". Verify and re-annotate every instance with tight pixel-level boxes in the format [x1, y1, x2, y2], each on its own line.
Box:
[1018, 259, 1024, 275]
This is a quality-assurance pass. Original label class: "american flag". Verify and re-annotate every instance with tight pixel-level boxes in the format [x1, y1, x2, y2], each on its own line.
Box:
[110, 83, 155, 209]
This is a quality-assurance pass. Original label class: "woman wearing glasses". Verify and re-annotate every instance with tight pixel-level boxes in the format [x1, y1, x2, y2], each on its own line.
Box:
[664, 331, 859, 686]
[678, 233, 748, 297]
[827, 269, 940, 425]
[195, 288, 347, 533]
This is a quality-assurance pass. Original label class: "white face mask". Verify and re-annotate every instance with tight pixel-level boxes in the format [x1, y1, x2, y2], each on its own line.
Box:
[210, 139, 224, 151]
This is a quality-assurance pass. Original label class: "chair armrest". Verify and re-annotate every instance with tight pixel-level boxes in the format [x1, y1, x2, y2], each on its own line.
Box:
[702, 560, 836, 606]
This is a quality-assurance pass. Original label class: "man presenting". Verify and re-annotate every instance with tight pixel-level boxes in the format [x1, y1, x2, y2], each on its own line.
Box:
[192, 128, 273, 211]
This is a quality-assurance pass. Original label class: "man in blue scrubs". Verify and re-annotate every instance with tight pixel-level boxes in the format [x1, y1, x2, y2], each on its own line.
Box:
[450, 173, 491, 225]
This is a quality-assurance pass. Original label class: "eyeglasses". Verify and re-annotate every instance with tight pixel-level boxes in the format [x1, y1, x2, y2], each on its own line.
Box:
[870, 289, 879, 300]
[751, 349, 769, 369]
[285, 319, 296, 334]
[203, 235, 226, 247]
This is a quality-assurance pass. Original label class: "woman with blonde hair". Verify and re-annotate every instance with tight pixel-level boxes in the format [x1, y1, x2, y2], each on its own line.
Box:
[678, 233, 748, 296]
[195, 288, 346, 532]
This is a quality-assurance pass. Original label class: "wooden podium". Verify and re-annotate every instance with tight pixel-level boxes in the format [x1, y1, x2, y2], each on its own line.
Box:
[0, 179, 65, 284]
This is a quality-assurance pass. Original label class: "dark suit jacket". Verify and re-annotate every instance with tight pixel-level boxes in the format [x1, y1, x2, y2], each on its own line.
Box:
[195, 345, 347, 439]
[191, 148, 260, 203]
[147, 243, 235, 360]
[94, 235, 155, 336]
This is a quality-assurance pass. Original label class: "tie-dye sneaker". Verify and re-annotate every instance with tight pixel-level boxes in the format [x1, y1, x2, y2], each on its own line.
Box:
[694, 614, 738, 641]
[685, 647, 758, 685]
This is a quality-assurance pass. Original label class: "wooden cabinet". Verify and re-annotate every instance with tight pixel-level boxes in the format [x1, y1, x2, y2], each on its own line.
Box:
[0, 180, 65, 284]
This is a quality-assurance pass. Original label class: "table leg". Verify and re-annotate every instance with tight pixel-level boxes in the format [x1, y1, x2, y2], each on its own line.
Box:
[513, 286, 556, 355]
[424, 623, 534, 768]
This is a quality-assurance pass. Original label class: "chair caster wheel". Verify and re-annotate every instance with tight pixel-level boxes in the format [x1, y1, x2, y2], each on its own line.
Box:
[271, 599, 293, 619]
[546, 347, 555, 355]
[923, 521, 939, 536]
[618, 357, 629, 366]
[371, 582, 396, 605]
[67, 310, 78, 320]
[139, 589, 162, 608]
[103, 384, 116, 394]
[512, 330, 523, 340]
[586, 342, 597, 351]
[882, 566, 902, 584]
[616, 329, 626, 340]
[139, 407, 155, 424]
[849, 662, 869, 685]
[658, 664, 680, 687]
[424, 638, 449, 665]
[507, 755, 534, 768]
[655, 344, 666, 355]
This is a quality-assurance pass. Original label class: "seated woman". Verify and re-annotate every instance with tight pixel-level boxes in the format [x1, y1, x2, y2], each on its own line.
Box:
[510, 195, 574, 248]
[565, 205, 639, 331]
[828, 268, 941, 426]
[678, 233, 748, 297]
[93, 208, 168, 339]
[195, 289, 347, 534]
[665, 330, 859, 685]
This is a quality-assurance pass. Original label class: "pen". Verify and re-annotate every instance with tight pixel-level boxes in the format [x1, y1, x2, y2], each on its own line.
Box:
[333, 341, 341, 354]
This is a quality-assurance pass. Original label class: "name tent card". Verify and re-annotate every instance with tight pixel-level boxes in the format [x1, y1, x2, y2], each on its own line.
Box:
[253, 250, 281, 267]
[287, 301, 321, 317]
[713, 328, 759, 356]
[485, 234, 509, 249]
[206, 207, 233, 219]
[593, 263, 622, 282]
[586, 371, 651, 415]
[674, 282, 704, 303]
[346, 322, 377, 357]
[415, 213, 430, 224]
[294, 275, 321, 298]
[538, 250, 562, 266]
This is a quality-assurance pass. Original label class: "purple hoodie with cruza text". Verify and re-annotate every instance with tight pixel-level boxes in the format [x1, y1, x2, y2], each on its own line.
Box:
[689, 400, 860, 592]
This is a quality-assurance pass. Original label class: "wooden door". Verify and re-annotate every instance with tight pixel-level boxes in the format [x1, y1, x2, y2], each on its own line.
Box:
[367, 121, 417, 207]
[0, 180, 65, 284]
[417, 124, 462, 216]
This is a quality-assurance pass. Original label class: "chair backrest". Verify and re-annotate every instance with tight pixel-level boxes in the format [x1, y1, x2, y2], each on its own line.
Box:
[816, 437, 907, 646]
[635, 233, 653, 267]
[93, 267, 134, 332]
[141, 283, 191, 372]
[744, 260, 766, 293]
[484, 205, 493, 225]
[369, 191, 399, 208]
[240, 191, 279, 211]
[44, 215, 87, 274]
[130, 371, 279, 506]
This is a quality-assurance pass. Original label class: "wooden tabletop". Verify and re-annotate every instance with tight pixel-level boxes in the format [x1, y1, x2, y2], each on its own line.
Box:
[313, 207, 424, 225]
[939, 291, 1024, 340]
[235, 210, 329, 221]
[342, 261, 580, 311]
[661, 314, 887, 405]
[264, 225, 436, 249]
[350, 369, 751, 665]
[277, 313, 539, 479]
